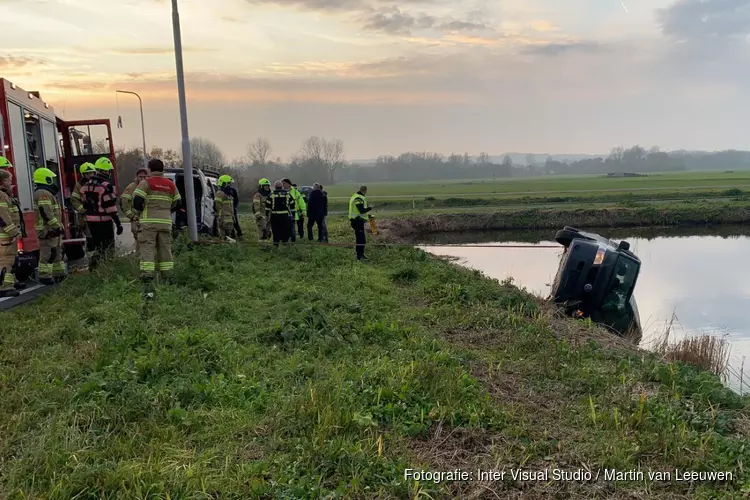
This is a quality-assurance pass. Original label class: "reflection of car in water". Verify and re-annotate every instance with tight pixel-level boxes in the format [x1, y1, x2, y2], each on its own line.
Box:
[164, 168, 219, 237]
[549, 226, 642, 342]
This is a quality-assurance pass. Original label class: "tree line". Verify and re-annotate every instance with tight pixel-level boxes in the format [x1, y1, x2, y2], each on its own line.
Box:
[113, 139, 750, 199]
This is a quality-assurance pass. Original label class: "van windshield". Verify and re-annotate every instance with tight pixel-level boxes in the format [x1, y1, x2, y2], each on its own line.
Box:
[600, 255, 639, 312]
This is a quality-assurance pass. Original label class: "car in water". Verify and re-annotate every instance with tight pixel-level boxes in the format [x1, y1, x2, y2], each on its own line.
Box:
[549, 226, 642, 342]
[164, 167, 219, 237]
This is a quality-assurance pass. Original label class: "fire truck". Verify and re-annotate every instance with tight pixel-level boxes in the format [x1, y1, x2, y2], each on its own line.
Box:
[0, 78, 119, 280]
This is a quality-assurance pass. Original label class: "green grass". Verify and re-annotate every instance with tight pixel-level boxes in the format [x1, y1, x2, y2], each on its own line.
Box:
[324, 171, 750, 198]
[1, 218, 750, 498]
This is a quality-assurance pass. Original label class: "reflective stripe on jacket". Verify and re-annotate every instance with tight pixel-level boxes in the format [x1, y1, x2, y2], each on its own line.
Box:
[265, 189, 294, 215]
[34, 186, 63, 237]
[348, 192, 370, 220]
[216, 190, 235, 227]
[289, 187, 306, 220]
[120, 181, 139, 221]
[133, 172, 181, 231]
[80, 175, 118, 222]
[0, 188, 20, 244]
[71, 181, 85, 214]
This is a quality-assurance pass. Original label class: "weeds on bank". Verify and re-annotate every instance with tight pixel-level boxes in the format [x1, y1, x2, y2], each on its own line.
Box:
[1, 218, 750, 498]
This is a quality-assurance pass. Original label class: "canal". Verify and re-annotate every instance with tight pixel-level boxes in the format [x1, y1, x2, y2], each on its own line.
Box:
[417, 225, 750, 392]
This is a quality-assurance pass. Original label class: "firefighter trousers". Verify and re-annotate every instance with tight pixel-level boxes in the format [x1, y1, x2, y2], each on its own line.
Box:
[88, 220, 115, 267]
[218, 222, 236, 240]
[0, 242, 16, 290]
[255, 216, 271, 241]
[39, 236, 65, 279]
[270, 214, 291, 246]
[139, 229, 173, 278]
[130, 220, 140, 256]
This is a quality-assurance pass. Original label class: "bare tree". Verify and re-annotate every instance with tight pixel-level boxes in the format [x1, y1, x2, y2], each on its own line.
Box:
[248, 138, 271, 166]
[190, 137, 226, 169]
[525, 154, 535, 167]
[322, 138, 345, 183]
[477, 152, 490, 165]
[299, 136, 325, 164]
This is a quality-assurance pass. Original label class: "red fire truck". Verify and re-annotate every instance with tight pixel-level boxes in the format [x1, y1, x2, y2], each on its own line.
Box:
[0, 78, 119, 276]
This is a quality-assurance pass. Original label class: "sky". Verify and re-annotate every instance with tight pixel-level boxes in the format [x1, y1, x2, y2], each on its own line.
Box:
[2, 0, 750, 160]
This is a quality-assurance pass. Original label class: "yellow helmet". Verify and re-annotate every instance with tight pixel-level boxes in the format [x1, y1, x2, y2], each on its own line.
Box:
[33, 167, 57, 185]
[0, 157, 11, 169]
[218, 175, 233, 188]
[94, 157, 114, 171]
[79, 162, 96, 174]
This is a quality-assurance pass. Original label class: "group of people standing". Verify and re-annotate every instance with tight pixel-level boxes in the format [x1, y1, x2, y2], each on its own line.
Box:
[251, 178, 329, 246]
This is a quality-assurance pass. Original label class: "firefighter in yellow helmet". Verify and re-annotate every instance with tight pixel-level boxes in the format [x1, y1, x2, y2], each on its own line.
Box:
[252, 177, 272, 241]
[0, 168, 22, 297]
[33, 167, 66, 284]
[216, 175, 237, 240]
[120, 168, 149, 255]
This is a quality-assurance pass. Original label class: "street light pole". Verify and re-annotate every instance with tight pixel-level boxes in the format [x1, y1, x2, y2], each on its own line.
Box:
[171, 0, 198, 243]
[115, 90, 147, 168]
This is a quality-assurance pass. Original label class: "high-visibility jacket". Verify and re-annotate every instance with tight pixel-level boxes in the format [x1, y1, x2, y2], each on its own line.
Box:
[120, 181, 139, 221]
[265, 189, 294, 216]
[349, 192, 372, 220]
[0, 187, 21, 245]
[132, 172, 181, 232]
[71, 180, 86, 214]
[289, 187, 306, 220]
[80, 175, 118, 222]
[33, 186, 63, 238]
[216, 188, 235, 228]
[252, 189, 270, 220]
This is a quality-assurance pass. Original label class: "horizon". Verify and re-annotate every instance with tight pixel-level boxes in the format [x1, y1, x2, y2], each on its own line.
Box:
[3, 0, 748, 160]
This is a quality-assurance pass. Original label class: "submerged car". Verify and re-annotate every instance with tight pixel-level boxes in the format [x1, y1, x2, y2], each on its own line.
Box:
[549, 226, 642, 342]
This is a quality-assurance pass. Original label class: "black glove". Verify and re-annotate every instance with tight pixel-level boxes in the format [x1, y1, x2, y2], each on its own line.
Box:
[116, 225, 124, 236]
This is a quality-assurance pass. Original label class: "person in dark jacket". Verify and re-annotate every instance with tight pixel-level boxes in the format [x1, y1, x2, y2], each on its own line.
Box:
[320, 185, 329, 243]
[306, 183, 327, 242]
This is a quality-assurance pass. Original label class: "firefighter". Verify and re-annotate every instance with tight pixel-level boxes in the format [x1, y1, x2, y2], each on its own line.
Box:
[349, 185, 374, 261]
[264, 180, 294, 247]
[133, 158, 181, 299]
[252, 178, 272, 241]
[33, 168, 66, 284]
[0, 169, 21, 296]
[120, 168, 148, 255]
[81, 157, 123, 269]
[216, 175, 237, 240]
[281, 178, 306, 241]
[71, 162, 96, 246]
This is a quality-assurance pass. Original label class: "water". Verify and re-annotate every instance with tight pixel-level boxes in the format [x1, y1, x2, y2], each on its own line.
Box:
[417, 225, 750, 393]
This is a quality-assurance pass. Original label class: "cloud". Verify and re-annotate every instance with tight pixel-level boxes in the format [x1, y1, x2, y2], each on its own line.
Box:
[359, 6, 494, 35]
[243, 0, 442, 12]
[656, 0, 750, 83]
[0, 56, 42, 70]
[658, 0, 750, 41]
[519, 40, 605, 56]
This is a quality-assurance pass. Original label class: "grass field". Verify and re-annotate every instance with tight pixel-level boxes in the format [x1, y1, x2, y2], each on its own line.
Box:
[324, 171, 750, 199]
[233, 171, 750, 215]
[1, 219, 750, 498]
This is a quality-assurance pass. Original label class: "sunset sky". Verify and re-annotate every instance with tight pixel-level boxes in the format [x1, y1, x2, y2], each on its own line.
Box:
[2, 0, 748, 160]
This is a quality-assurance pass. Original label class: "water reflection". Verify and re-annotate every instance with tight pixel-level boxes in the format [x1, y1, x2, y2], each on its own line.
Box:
[417, 225, 750, 392]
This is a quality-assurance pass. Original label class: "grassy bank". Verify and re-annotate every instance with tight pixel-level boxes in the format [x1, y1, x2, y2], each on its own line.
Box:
[378, 201, 750, 242]
[1, 219, 749, 498]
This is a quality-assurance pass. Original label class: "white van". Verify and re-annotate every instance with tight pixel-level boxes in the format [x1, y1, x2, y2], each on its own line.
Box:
[164, 167, 218, 236]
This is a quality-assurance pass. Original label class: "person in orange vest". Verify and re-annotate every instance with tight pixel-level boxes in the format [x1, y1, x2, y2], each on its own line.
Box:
[80, 157, 123, 269]
[132, 158, 181, 299]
